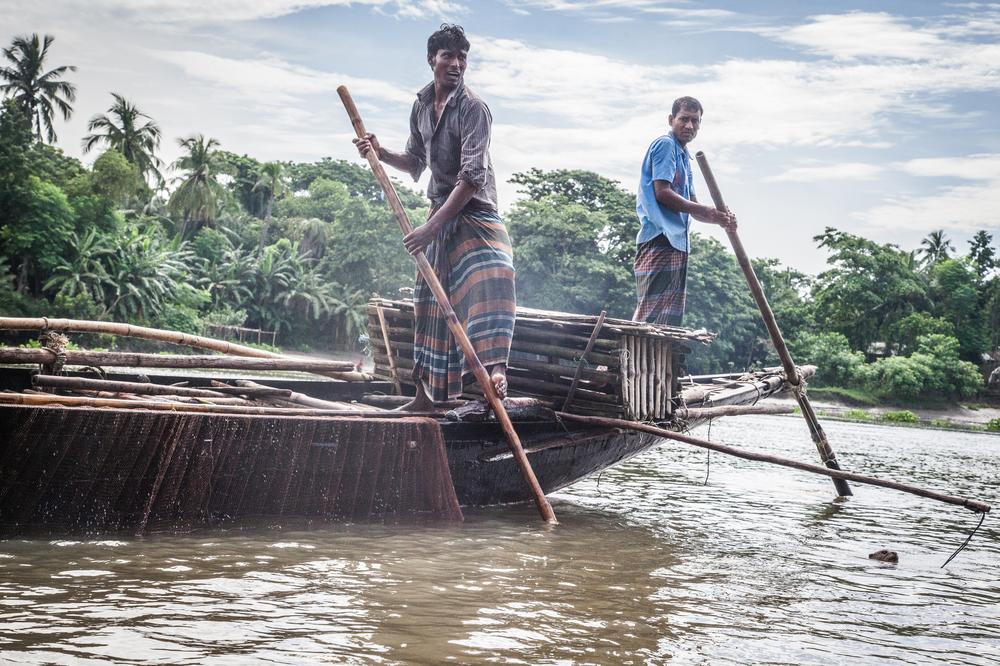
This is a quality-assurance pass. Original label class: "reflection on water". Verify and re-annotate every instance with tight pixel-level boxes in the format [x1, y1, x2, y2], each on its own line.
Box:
[1, 416, 998, 664]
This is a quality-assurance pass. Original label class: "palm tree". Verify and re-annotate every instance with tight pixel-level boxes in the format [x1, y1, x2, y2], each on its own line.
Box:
[252, 161, 286, 247]
[967, 230, 997, 279]
[298, 218, 329, 260]
[82, 93, 163, 186]
[168, 134, 224, 239]
[107, 226, 191, 321]
[43, 228, 116, 306]
[0, 34, 76, 143]
[919, 230, 954, 269]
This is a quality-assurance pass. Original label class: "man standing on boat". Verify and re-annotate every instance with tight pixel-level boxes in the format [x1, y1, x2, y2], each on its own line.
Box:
[633, 96, 737, 326]
[353, 24, 515, 411]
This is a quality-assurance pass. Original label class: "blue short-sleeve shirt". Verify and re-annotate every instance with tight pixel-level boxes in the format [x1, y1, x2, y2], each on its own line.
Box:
[635, 132, 694, 252]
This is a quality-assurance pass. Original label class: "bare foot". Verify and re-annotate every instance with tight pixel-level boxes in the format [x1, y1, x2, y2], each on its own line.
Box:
[489, 364, 508, 401]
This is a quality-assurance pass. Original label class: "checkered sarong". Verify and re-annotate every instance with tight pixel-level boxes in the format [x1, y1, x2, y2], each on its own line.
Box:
[633, 234, 688, 326]
[412, 209, 516, 402]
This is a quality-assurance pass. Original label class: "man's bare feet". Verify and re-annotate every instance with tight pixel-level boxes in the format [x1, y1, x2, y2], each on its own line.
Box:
[489, 364, 508, 401]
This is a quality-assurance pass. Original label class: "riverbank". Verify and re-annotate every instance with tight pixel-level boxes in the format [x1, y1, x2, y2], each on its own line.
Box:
[771, 394, 1000, 433]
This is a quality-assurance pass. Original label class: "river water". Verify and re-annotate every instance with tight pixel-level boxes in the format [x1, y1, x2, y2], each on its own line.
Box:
[1, 415, 998, 664]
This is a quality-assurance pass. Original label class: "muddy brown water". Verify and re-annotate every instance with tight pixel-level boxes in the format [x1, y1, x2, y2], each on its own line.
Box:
[2, 415, 997, 664]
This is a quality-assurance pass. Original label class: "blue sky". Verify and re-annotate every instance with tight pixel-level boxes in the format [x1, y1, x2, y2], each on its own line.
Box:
[5, 0, 999, 273]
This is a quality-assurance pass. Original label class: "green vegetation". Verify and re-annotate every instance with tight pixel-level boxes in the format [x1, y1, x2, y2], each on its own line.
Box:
[807, 386, 880, 407]
[882, 410, 920, 424]
[0, 32, 997, 401]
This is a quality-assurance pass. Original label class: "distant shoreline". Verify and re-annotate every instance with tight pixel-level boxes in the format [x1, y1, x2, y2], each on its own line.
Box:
[771, 395, 1000, 434]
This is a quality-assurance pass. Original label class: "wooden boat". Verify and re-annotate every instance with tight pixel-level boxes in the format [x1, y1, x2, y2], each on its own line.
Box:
[0, 309, 803, 534]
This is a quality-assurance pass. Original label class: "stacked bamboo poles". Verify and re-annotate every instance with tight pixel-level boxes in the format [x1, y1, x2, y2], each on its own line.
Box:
[17, 375, 371, 414]
[0, 316, 371, 382]
[367, 298, 711, 420]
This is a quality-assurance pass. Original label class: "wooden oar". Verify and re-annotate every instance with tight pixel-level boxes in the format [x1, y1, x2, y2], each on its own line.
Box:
[694, 151, 852, 497]
[557, 413, 990, 514]
[337, 85, 557, 524]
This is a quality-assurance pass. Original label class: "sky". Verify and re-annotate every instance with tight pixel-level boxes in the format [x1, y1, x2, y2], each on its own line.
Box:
[4, 0, 999, 274]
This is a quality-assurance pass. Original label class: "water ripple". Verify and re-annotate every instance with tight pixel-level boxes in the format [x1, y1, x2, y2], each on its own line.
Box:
[1, 416, 997, 664]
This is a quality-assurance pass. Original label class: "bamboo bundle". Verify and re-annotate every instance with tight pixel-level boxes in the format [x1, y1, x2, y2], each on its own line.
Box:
[0, 347, 366, 379]
[367, 298, 713, 420]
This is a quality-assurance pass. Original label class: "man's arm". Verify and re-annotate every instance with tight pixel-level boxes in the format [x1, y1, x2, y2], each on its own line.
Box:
[353, 101, 427, 180]
[402, 180, 477, 255]
[653, 180, 736, 231]
[353, 133, 421, 175]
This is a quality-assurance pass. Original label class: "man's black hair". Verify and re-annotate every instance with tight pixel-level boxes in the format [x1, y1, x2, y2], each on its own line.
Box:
[427, 24, 470, 60]
[671, 96, 703, 117]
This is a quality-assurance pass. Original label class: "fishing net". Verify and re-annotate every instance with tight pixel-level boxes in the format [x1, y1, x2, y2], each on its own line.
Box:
[0, 406, 462, 535]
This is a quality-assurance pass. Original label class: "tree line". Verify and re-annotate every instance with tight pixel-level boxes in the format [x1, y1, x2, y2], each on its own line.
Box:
[1, 33, 997, 401]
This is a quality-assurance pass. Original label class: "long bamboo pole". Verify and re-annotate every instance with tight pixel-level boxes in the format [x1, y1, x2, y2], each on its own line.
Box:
[375, 306, 403, 395]
[0, 347, 364, 377]
[32, 374, 231, 398]
[557, 413, 990, 514]
[0, 316, 370, 381]
[694, 151, 852, 498]
[337, 85, 556, 524]
[0, 391, 442, 418]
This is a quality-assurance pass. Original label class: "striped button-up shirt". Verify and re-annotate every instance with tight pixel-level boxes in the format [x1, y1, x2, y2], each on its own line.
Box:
[405, 82, 498, 212]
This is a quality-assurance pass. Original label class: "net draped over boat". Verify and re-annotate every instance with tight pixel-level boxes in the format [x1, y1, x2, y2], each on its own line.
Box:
[0, 407, 463, 534]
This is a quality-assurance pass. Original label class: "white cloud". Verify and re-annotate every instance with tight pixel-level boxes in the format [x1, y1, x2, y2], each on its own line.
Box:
[4, 0, 462, 23]
[896, 154, 1000, 180]
[505, 0, 735, 19]
[853, 155, 1000, 234]
[149, 50, 413, 106]
[764, 12, 945, 61]
[854, 180, 1000, 232]
[769, 162, 885, 183]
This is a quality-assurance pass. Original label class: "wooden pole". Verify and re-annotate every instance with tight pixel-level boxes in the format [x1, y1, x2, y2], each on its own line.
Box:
[557, 413, 990, 514]
[677, 404, 794, 419]
[0, 391, 443, 418]
[0, 347, 365, 378]
[375, 306, 403, 395]
[0, 317, 359, 381]
[33, 374, 232, 398]
[234, 379, 381, 412]
[694, 151, 852, 498]
[338, 85, 557, 524]
[563, 311, 607, 411]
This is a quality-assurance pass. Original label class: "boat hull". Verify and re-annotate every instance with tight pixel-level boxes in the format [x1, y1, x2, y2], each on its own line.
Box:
[0, 367, 793, 534]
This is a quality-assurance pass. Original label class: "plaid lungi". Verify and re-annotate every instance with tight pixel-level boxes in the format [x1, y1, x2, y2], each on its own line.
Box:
[413, 209, 516, 402]
[633, 234, 688, 326]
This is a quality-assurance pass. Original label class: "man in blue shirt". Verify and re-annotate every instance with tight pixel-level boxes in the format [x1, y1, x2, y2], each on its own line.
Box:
[633, 96, 736, 326]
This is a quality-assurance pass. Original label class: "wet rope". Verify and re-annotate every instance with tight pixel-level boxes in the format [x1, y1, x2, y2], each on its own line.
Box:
[941, 512, 987, 568]
[39, 330, 70, 374]
[703, 418, 713, 485]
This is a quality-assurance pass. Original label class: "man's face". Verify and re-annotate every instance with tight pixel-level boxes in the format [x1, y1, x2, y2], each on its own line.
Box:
[668, 106, 702, 145]
[429, 47, 468, 90]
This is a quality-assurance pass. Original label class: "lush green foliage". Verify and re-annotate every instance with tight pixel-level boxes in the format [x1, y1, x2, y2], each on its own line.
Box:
[881, 410, 919, 424]
[857, 335, 984, 400]
[786, 332, 865, 386]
